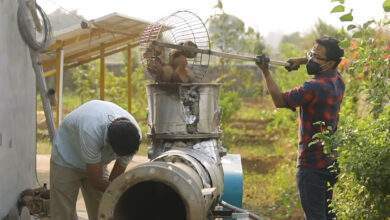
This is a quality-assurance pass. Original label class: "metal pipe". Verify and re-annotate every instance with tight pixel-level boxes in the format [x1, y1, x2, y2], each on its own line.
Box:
[30, 51, 56, 142]
[221, 201, 262, 220]
[152, 41, 289, 67]
[99, 148, 224, 220]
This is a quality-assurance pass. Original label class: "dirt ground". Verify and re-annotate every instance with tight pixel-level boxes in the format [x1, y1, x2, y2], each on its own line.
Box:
[36, 154, 148, 219]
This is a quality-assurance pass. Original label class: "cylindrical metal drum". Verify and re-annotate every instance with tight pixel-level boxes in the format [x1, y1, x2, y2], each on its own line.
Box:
[147, 83, 221, 138]
[98, 149, 224, 220]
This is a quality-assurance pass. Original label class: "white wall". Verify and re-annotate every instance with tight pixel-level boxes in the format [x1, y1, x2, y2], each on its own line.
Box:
[0, 0, 36, 218]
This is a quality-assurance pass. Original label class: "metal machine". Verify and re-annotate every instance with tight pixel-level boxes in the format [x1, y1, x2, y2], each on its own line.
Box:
[98, 11, 261, 220]
[99, 83, 253, 219]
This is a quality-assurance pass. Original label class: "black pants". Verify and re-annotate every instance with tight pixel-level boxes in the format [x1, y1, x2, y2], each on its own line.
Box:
[297, 166, 338, 220]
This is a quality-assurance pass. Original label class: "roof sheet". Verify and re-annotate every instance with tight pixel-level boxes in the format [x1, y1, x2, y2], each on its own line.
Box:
[41, 13, 150, 72]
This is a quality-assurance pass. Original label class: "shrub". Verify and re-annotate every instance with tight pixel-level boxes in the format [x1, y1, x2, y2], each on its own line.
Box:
[220, 91, 242, 124]
[331, 107, 390, 219]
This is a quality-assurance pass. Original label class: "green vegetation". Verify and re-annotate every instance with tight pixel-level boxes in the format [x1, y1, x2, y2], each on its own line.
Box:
[225, 100, 301, 218]
[331, 108, 390, 219]
[322, 1, 390, 218]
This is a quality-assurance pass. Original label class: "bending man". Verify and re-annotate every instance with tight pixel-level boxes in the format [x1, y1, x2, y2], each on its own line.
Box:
[50, 100, 142, 220]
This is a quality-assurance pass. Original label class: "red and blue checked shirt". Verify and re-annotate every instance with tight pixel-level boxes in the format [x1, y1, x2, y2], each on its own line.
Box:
[282, 70, 345, 169]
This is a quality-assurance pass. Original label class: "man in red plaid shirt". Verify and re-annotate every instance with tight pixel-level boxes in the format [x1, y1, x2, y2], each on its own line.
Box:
[256, 36, 345, 220]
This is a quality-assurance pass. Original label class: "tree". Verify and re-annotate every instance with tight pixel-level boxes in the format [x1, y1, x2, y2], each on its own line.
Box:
[279, 19, 348, 52]
[313, 19, 348, 40]
[208, 1, 266, 56]
[48, 9, 84, 32]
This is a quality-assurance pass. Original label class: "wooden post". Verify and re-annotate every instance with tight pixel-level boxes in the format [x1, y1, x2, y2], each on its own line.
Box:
[100, 44, 106, 100]
[55, 48, 64, 127]
[127, 45, 132, 112]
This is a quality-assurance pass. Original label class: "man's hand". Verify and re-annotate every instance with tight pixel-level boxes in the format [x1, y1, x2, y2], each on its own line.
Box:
[255, 55, 270, 73]
[109, 160, 127, 182]
[86, 161, 127, 192]
[255, 55, 287, 108]
[285, 58, 308, 72]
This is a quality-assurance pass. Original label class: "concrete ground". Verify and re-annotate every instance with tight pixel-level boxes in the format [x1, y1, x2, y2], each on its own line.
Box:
[36, 154, 148, 219]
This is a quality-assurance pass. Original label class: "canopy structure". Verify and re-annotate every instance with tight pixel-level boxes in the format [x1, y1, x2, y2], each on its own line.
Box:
[40, 13, 150, 127]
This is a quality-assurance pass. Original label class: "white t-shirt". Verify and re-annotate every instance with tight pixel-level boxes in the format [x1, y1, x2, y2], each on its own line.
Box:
[51, 100, 142, 170]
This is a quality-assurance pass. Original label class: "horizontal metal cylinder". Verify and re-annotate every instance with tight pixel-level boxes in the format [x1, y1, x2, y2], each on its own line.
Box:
[98, 149, 224, 220]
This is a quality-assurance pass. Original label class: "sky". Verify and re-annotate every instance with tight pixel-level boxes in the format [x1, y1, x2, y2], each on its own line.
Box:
[37, 0, 387, 46]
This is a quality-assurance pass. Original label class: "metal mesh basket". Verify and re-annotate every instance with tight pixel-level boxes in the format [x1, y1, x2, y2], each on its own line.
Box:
[140, 11, 211, 81]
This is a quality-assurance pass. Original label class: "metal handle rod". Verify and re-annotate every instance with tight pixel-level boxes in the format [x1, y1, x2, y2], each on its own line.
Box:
[30, 50, 56, 143]
[152, 41, 289, 67]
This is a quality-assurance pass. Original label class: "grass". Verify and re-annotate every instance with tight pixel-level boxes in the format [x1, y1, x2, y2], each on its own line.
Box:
[224, 98, 303, 219]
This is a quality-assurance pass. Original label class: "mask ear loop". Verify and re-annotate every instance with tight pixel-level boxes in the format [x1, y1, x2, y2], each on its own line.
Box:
[320, 62, 328, 69]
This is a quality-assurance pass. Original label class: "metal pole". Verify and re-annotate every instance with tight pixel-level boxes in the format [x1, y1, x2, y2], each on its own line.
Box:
[152, 41, 289, 67]
[55, 48, 64, 127]
[30, 50, 56, 143]
[127, 45, 132, 112]
[99, 44, 105, 100]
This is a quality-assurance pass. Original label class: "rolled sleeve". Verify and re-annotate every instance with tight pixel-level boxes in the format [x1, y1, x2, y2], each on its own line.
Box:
[283, 81, 315, 111]
[117, 155, 133, 167]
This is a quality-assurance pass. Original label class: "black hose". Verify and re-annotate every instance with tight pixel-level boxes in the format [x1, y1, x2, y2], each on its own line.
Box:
[221, 201, 262, 220]
[17, 0, 52, 52]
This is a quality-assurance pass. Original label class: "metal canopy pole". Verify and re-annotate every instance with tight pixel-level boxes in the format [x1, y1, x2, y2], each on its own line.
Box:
[127, 45, 132, 112]
[55, 48, 64, 127]
[99, 44, 106, 100]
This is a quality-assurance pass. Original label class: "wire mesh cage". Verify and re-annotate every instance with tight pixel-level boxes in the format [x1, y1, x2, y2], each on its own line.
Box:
[140, 11, 211, 82]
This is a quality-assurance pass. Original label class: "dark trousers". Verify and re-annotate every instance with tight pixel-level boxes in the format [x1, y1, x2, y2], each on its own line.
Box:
[297, 166, 338, 220]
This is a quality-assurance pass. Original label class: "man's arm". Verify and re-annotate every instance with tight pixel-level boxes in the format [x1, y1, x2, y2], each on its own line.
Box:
[86, 161, 127, 192]
[262, 69, 287, 108]
[256, 55, 286, 108]
[109, 160, 127, 182]
[86, 163, 110, 192]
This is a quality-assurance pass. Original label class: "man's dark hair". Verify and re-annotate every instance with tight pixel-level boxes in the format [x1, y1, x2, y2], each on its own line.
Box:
[316, 36, 344, 68]
[107, 117, 140, 156]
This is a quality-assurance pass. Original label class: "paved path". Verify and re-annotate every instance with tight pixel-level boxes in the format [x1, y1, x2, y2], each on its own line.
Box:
[36, 154, 148, 219]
